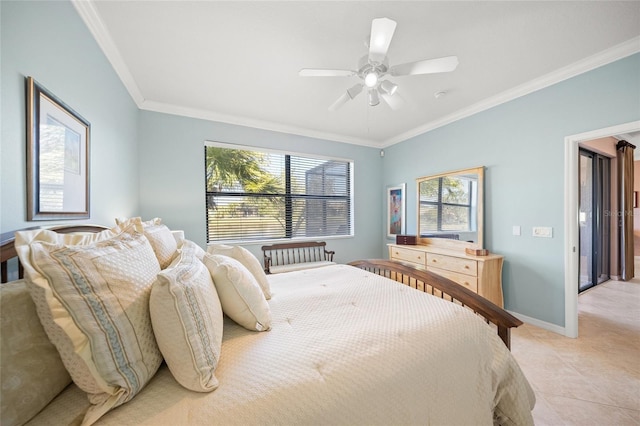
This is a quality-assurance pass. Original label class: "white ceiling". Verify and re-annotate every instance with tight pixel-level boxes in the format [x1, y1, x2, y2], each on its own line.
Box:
[74, 1, 640, 148]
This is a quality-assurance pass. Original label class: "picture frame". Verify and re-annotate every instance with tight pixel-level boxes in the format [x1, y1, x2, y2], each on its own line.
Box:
[386, 183, 406, 238]
[26, 76, 90, 220]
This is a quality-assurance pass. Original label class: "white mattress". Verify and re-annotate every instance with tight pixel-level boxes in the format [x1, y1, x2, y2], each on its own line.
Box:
[28, 264, 535, 425]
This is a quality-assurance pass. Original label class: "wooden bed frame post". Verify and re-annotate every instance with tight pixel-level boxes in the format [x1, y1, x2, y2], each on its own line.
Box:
[498, 326, 511, 350]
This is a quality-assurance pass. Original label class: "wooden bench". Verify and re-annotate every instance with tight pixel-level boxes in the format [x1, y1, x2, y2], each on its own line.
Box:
[261, 241, 335, 274]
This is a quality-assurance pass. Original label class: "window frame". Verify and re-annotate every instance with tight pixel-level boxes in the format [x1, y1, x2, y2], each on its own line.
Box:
[419, 176, 474, 233]
[204, 141, 354, 244]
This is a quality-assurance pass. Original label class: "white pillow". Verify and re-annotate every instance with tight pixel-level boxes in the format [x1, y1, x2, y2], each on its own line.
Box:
[203, 254, 271, 332]
[207, 244, 271, 299]
[183, 239, 206, 261]
[115, 217, 177, 269]
[151, 241, 223, 392]
[14, 219, 163, 425]
[116, 216, 159, 227]
[143, 222, 178, 269]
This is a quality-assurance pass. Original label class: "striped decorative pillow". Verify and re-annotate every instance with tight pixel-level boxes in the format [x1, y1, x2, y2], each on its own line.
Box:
[14, 219, 163, 425]
[150, 240, 224, 392]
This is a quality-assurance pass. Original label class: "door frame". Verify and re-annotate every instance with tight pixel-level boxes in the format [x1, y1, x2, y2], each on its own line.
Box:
[564, 120, 640, 338]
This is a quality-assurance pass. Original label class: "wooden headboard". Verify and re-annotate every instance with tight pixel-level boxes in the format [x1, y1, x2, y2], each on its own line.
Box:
[0, 225, 108, 283]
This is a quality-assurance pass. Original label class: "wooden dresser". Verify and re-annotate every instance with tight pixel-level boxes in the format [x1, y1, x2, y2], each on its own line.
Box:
[388, 243, 504, 307]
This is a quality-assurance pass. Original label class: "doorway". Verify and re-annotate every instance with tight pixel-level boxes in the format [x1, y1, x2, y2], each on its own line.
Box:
[564, 120, 640, 338]
[578, 149, 610, 292]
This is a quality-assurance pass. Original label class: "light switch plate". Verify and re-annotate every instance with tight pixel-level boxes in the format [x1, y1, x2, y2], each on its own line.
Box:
[533, 226, 553, 238]
[513, 225, 521, 236]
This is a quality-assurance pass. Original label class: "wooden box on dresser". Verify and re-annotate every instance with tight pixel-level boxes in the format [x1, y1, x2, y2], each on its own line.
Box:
[388, 242, 504, 307]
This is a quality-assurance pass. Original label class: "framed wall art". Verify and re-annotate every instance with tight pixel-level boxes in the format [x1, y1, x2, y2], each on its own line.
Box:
[386, 183, 406, 238]
[26, 76, 90, 220]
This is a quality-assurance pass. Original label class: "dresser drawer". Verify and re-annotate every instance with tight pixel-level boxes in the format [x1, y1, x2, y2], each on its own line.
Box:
[390, 246, 426, 266]
[429, 267, 479, 293]
[426, 253, 477, 276]
[387, 243, 504, 307]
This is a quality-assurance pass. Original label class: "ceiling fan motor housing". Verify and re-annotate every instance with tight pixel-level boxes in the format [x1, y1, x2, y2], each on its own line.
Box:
[358, 55, 388, 88]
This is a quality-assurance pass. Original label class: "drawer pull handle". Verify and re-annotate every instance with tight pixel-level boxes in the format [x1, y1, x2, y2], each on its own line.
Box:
[464, 265, 469, 269]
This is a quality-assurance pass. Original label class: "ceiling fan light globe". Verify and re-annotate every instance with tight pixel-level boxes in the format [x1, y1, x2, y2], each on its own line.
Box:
[364, 72, 378, 88]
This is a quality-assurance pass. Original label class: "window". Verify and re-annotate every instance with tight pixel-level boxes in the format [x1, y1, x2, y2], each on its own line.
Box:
[205, 142, 353, 243]
[419, 175, 475, 234]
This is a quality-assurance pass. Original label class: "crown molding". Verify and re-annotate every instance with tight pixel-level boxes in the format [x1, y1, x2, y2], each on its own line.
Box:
[381, 36, 640, 147]
[73, 0, 638, 150]
[71, 0, 145, 106]
[141, 100, 377, 148]
[74, 0, 378, 147]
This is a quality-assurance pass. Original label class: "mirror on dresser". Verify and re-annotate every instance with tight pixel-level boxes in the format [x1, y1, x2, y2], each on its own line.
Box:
[389, 166, 502, 307]
[416, 166, 484, 248]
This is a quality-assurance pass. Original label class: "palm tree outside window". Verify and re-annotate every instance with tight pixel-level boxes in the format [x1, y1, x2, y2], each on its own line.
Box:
[205, 142, 353, 243]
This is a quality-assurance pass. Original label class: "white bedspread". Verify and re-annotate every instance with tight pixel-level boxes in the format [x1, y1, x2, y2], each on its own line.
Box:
[28, 264, 535, 425]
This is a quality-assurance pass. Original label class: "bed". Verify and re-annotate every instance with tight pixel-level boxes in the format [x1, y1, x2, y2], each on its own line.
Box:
[0, 222, 535, 426]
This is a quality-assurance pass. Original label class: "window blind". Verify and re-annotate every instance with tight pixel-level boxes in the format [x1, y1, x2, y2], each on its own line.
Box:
[205, 144, 352, 243]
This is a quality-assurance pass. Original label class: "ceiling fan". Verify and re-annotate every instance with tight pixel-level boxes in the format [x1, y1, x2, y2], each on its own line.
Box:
[299, 17, 458, 111]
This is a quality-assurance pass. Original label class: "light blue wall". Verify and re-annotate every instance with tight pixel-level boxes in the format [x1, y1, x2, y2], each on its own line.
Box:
[3, 0, 639, 328]
[383, 53, 640, 326]
[0, 1, 139, 234]
[137, 110, 383, 262]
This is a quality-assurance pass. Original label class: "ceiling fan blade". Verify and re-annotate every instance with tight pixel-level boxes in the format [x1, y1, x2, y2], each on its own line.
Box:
[328, 83, 363, 111]
[389, 55, 459, 77]
[299, 69, 356, 77]
[368, 17, 397, 64]
[380, 92, 403, 111]
[329, 93, 350, 111]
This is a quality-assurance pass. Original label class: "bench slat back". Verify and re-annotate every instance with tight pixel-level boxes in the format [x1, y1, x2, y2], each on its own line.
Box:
[261, 241, 333, 272]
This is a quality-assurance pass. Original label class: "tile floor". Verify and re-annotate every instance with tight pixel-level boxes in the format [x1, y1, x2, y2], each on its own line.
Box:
[511, 276, 640, 425]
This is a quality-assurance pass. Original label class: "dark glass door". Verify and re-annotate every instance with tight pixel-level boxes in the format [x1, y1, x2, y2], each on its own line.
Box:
[579, 149, 610, 292]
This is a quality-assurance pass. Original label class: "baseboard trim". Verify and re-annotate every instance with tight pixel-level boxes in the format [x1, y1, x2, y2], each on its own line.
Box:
[507, 310, 569, 337]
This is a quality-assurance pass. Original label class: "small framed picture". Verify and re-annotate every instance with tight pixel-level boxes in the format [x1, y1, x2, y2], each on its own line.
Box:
[387, 183, 406, 238]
